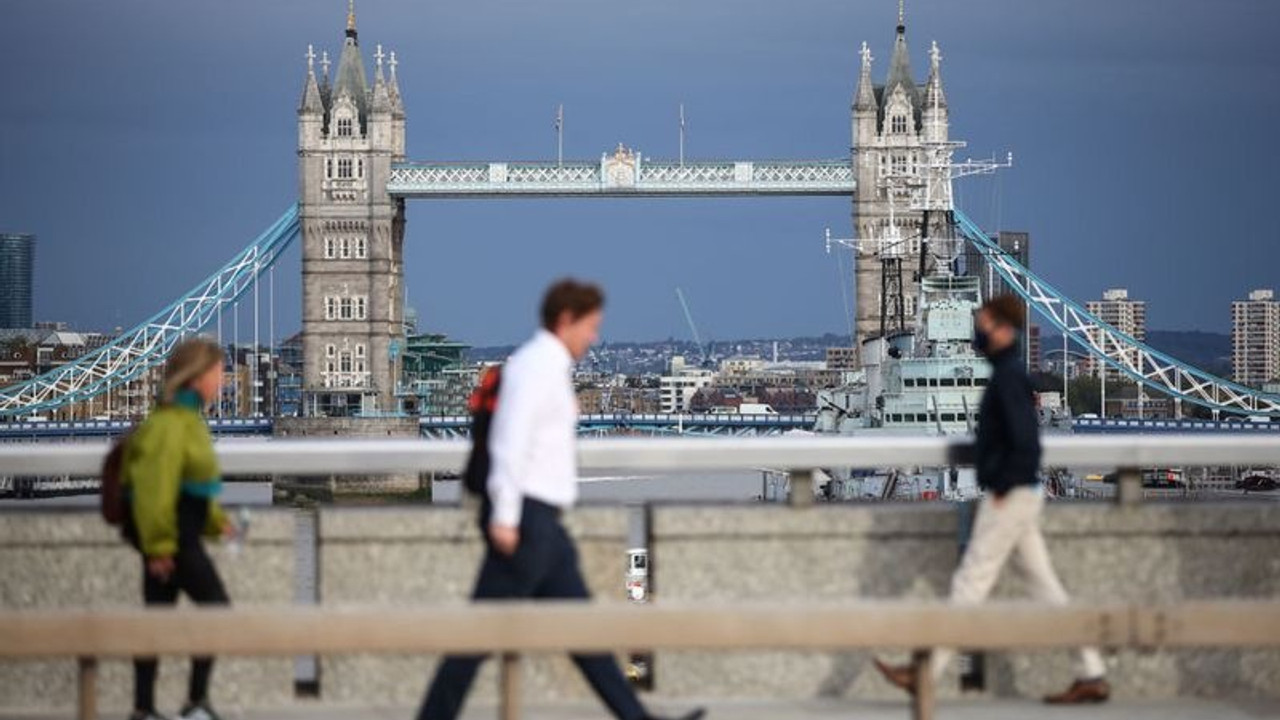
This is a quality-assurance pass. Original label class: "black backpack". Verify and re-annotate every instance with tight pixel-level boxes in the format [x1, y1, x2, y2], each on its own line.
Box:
[463, 366, 502, 496]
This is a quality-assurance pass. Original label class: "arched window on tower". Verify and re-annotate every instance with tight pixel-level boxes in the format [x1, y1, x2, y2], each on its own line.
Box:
[891, 114, 908, 135]
[336, 117, 353, 137]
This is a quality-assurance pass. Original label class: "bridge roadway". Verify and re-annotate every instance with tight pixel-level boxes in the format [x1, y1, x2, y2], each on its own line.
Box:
[2, 414, 1277, 441]
[0, 413, 820, 440]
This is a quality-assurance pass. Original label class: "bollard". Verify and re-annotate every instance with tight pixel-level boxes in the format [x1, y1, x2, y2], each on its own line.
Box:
[500, 652, 522, 720]
[910, 648, 934, 720]
[1116, 466, 1142, 505]
[789, 468, 814, 507]
[77, 657, 97, 720]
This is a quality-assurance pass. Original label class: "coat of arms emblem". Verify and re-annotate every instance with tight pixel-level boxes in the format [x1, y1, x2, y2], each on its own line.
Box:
[603, 143, 638, 188]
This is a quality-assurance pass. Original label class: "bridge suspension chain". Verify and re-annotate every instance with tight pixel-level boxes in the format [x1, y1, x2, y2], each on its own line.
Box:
[0, 205, 301, 417]
[955, 209, 1280, 418]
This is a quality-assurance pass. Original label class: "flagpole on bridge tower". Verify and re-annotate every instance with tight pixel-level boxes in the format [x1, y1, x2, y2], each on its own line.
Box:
[555, 104, 564, 166]
[679, 103, 686, 166]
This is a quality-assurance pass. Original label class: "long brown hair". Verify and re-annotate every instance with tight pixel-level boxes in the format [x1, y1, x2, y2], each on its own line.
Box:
[161, 338, 224, 405]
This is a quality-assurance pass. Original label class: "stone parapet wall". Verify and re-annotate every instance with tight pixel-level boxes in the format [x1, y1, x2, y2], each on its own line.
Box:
[648, 502, 1280, 701]
[0, 509, 297, 713]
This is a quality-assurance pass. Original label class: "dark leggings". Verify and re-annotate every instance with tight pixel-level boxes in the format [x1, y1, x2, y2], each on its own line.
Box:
[128, 496, 230, 712]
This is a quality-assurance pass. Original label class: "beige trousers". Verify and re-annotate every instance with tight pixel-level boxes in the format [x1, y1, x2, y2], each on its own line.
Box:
[931, 485, 1107, 681]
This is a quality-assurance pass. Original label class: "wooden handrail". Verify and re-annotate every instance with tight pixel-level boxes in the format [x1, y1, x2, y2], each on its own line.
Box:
[4, 600, 1278, 720]
[4, 600, 1279, 657]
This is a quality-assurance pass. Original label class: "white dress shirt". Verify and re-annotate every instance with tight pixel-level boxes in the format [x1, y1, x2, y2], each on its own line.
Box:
[488, 329, 579, 527]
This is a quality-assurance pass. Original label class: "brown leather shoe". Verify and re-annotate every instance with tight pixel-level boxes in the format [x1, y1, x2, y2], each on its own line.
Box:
[872, 658, 918, 696]
[1044, 678, 1111, 704]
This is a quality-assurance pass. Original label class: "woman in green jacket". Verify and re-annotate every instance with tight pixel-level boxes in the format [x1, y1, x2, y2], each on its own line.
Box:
[122, 338, 232, 720]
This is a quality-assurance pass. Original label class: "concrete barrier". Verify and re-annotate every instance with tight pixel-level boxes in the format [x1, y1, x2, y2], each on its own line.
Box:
[649, 502, 1280, 701]
[316, 505, 631, 706]
[0, 509, 297, 714]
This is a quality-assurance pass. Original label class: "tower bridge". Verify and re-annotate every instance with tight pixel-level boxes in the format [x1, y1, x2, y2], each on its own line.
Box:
[1, 2, 1279, 421]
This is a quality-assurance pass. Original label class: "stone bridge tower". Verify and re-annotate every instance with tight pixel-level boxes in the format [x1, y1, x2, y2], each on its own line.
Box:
[851, 7, 950, 351]
[298, 1, 406, 416]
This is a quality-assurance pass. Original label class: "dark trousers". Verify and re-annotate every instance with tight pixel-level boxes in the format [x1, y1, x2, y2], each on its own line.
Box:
[126, 496, 231, 712]
[417, 499, 645, 720]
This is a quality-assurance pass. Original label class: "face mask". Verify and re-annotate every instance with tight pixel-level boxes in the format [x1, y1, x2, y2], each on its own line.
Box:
[972, 328, 991, 355]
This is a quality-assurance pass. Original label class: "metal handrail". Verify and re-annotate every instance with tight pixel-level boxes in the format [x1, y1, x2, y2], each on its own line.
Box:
[2, 434, 1278, 478]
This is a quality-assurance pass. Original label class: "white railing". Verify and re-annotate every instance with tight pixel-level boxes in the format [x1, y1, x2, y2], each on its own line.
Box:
[2, 434, 1278, 479]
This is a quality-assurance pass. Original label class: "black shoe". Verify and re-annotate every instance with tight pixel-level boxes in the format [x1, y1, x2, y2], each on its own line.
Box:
[177, 702, 223, 720]
[646, 709, 706, 720]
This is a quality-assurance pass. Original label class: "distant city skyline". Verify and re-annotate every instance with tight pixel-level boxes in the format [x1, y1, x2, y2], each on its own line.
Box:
[3, 0, 1278, 346]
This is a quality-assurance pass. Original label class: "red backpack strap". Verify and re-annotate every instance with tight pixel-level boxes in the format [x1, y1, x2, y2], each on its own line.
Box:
[469, 366, 502, 414]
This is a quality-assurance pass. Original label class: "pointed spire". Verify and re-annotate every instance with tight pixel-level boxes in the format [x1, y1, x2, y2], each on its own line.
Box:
[923, 40, 947, 110]
[898, 0, 905, 32]
[387, 50, 405, 117]
[300, 44, 324, 114]
[319, 50, 332, 107]
[854, 41, 877, 112]
[883, 2, 920, 110]
[371, 44, 392, 114]
[332, 0, 370, 122]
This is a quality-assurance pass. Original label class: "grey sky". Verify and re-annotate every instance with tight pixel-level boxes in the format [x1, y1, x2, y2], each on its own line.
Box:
[2, 0, 1277, 346]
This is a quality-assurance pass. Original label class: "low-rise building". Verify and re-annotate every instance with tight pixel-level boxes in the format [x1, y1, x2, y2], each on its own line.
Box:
[659, 356, 714, 413]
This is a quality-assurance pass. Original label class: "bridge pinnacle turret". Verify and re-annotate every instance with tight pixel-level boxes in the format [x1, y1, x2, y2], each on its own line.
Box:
[388, 50, 404, 118]
[371, 44, 392, 115]
[883, 10, 920, 112]
[346, 0, 357, 39]
[300, 44, 325, 115]
[854, 41, 878, 112]
[923, 40, 947, 111]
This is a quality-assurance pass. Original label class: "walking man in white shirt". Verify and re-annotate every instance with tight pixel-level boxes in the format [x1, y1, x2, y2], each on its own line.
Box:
[416, 279, 705, 720]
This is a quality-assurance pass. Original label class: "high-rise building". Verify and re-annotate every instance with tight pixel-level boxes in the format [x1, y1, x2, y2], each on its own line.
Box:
[1085, 288, 1146, 381]
[0, 233, 35, 329]
[1027, 323, 1042, 372]
[965, 231, 1030, 302]
[298, 4, 407, 416]
[1231, 289, 1280, 387]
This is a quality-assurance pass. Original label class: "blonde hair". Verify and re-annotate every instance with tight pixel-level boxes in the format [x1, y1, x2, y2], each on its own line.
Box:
[161, 338, 224, 405]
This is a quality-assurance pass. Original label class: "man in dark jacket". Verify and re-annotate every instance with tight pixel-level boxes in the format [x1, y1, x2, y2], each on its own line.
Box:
[874, 295, 1111, 704]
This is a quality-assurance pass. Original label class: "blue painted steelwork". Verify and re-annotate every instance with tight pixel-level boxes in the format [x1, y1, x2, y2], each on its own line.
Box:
[0, 413, 815, 440]
[0, 418, 273, 440]
[1073, 417, 1280, 434]
[6, 413, 1278, 441]
[0, 206, 301, 417]
[955, 209, 1280, 418]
